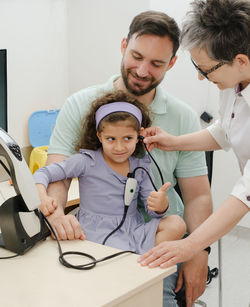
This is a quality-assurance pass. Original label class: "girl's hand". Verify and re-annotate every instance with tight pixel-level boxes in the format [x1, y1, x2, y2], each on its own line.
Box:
[40, 195, 58, 217]
[36, 183, 58, 217]
[147, 182, 171, 213]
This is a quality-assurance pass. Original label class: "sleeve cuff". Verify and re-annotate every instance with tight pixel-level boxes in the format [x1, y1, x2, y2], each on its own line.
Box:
[33, 172, 49, 189]
[231, 160, 250, 208]
[207, 121, 231, 151]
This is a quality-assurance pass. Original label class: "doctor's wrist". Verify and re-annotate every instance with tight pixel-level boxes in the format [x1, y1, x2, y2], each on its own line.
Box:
[183, 233, 211, 255]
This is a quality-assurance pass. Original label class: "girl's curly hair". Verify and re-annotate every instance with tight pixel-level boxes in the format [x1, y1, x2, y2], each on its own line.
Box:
[75, 90, 151, 156]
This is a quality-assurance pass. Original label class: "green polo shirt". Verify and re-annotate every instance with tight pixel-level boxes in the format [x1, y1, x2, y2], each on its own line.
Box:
[49, 75, 207, 217]
[149, 85, 207, 216]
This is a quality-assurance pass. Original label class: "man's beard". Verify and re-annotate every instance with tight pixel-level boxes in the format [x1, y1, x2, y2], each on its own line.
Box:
[121, 63, 162, 96]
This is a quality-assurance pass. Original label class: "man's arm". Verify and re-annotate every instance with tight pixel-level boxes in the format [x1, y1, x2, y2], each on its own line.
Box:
[177, 175, 212, 307]
[42, 153, 85, 241]
[179, 175, 212, 234]
[46, 153, 71, 212]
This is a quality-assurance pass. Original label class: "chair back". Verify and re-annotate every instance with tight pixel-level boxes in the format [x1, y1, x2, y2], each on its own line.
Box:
[28, 109, 59, 173]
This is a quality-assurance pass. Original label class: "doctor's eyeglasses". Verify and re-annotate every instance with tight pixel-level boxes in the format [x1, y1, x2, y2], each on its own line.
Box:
[191, 57, 226, 79]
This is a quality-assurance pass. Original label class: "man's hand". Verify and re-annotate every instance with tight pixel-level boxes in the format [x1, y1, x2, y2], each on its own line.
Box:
[42, 154, 86, 240]
[175, 252, 208, 307]
[47, 210, 85, 241]
[138, 239, 208, 306]
[141, 126, 177, 152]
[147, 182, 171, 213]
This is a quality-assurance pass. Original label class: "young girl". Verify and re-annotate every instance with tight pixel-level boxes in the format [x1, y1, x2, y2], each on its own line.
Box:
[34, 91, 186, 254]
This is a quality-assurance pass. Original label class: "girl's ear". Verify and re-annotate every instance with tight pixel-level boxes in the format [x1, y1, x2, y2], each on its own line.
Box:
[137, 127, 144, 143]
[97, 131, 102, 143]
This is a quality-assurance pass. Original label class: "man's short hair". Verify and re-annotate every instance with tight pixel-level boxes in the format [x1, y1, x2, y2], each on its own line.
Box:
[181, 0, 250, 62]
[127, 10, 180, 57]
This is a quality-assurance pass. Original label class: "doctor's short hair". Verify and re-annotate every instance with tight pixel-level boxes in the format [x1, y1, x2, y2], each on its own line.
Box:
[127, 10, 180, 57]
[75, 91, 151, 156]
[181, 0, 250, 62]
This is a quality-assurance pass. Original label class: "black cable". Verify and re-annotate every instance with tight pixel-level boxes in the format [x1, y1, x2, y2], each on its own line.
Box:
[102, 205, 128, 245]
[0, 159, 11, 177]
[0, 253, 19, 259]
[102, 138, 166, 249]
[102, 163, 159, 245]
[206, 266, 219, 285]
[130, 166, 158, 191]
[142, 140, 164, 186]
[40, 211, 135, 270]
[59, 249, 135, 270]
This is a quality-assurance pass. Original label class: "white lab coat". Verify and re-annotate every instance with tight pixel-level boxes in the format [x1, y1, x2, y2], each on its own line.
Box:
[207, 84, 250, 208]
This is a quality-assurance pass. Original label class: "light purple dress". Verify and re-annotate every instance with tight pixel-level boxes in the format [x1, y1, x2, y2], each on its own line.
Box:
[33, 148, 164, 254]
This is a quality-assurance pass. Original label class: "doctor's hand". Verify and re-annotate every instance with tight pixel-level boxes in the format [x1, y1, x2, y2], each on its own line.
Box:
[138, 238, 195, 268]
[141, 126, 177, 152]
[138, 239, 208, 307]
[47, 208, 86, 241]
[147, 182, 171, 213]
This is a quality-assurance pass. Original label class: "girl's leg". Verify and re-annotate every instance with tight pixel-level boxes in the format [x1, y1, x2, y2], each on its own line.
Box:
[154, 215, 186, 246]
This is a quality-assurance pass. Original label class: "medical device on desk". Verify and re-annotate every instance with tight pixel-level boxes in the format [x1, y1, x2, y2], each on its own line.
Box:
[0, 128, 50, 255]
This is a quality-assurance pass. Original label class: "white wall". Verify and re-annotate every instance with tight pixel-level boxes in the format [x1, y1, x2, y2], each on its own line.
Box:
[0, 0, 69, 147]
[0, 0, 150, 146]
[150, 0, 220, 121]
[67, 0, 150, 94]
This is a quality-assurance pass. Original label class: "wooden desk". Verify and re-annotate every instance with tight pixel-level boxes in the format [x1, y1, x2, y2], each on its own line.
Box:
[0, 239, 176, 307]
[0, 180, 176, 306]
[66, 178, 80, 207]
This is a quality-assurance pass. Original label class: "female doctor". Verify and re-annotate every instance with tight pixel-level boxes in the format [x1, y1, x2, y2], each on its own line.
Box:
[138, 0, 250, 269]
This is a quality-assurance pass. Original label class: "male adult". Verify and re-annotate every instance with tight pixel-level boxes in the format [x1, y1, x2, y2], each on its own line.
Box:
[44, 11, 212, 307]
